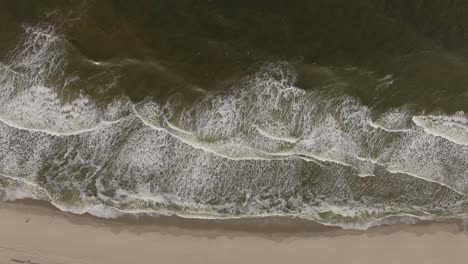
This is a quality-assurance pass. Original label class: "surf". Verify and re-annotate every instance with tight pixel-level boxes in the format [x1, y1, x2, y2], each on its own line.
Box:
[1, 23, 468, 230]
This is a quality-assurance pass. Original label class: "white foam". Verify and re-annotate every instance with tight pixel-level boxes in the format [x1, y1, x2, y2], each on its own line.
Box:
[368, 108, 413, 132]
[0, 173, 50, 201]
[1, 25, 467, 226]
[385, 169, 466, 196]
[130, 63, 468, 195]
[413, 112, 468, 146]
[376, 74, 394, 90]
[357, 173, 375, 177]
[368, 120, 411, 133]
[0, 112, 126, 136]
[255, 125, 300, 143]
[0, 24, 127, 135]
[52, 202, 123, 219]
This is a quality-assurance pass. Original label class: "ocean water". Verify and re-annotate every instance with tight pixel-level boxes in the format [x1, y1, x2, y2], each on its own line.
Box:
[0, 0, 467, 229]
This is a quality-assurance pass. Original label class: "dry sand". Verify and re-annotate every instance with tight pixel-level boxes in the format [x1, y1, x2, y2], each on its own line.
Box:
[1, 201, 468, 264]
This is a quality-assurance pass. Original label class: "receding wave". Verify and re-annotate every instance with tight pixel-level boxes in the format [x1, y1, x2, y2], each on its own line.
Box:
[1, 24, 468, 229]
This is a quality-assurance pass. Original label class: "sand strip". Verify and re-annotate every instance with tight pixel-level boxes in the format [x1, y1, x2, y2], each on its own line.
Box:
[1, 201, 468, 264]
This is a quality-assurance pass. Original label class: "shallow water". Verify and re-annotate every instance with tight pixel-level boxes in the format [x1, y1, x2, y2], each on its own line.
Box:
[0, 0, 467, 229]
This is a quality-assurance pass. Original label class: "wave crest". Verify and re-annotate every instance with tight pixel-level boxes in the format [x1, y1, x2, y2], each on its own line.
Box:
[1, 25, 468, 228]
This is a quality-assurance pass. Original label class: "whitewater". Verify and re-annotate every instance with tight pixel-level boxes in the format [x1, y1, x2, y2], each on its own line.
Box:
[0, 24, 467, 229]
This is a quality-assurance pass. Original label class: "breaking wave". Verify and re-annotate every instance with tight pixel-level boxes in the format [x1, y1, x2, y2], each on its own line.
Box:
[1, 24, 468, 229]
[413, 112, 468, 146]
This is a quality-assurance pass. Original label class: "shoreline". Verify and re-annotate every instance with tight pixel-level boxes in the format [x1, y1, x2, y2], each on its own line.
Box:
[2, 200, 468, 263]
[5, 198, 468, 235]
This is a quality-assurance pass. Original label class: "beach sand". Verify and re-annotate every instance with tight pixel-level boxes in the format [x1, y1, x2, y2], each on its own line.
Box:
[1, 201, 468, 264]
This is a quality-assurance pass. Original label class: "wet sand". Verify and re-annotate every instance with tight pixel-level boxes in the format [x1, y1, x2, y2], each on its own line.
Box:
[1, 201, 468, 264]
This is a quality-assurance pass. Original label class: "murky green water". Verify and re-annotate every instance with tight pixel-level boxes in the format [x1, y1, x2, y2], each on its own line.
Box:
[0, 0, 467, 228]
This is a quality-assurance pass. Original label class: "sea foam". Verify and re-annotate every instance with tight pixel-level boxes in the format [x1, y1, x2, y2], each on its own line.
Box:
[1, 24, 468, 228]
[413, 112, 468, 146]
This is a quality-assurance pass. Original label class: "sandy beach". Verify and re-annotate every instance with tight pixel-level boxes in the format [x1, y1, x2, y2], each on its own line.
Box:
[0, 201, 467, 264]
[1, 1, 468, 264]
